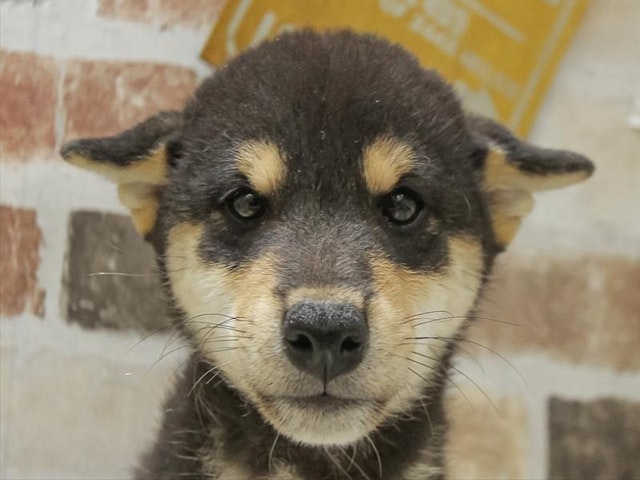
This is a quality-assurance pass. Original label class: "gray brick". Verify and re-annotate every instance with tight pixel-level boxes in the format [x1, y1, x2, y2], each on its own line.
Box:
[549, 397, 640, 479]
[63, 210, 170, 331]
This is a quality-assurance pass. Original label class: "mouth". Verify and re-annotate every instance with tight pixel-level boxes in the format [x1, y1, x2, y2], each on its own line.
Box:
[256, 393, 387, 445]
[276, 394, 377, 411]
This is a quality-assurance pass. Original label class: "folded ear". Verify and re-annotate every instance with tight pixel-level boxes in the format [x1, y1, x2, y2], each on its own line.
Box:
[467, 114, 594, 248]
[60, 111, 182, 236]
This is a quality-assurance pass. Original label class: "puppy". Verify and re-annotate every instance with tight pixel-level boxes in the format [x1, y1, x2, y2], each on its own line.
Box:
[61, 31, 593, 480]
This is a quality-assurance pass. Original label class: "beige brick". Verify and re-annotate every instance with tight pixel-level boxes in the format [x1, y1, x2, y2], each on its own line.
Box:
[470, 253, 640, 371]
[0, 50, 58, 162]
[549, 397, 640, 478]
[3, 347, 177, 478]
[63, 59, 197, 140]
[98, 0, 226, 29]
[0, 205, 44, 318]
[446, 392, 528, 479]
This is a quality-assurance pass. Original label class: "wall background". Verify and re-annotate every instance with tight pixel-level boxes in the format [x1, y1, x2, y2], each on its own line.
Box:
[1, 0, 638, 478]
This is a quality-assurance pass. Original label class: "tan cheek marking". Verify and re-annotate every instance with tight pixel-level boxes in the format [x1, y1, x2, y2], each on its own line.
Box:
[362, 136, 415, 195]
[165, 223, 235, 328]
[286, 286, 364, 309]
[369, 257, 434, 322]
[166, 224, 283, 398]
[231, 253, 281, 323]
[368, 236, 483, 387]
[66, 145, 168, 185]
[167, 223, 279, 325]
[236, 140, 286, 195]
[369, 237, 485, 318]
[226, 253, 288, 397]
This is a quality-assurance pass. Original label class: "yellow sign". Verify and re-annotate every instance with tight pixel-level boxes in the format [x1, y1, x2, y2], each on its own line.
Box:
[202, 0, 589, 136]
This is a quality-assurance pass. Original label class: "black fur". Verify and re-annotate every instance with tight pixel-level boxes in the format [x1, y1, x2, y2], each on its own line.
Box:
[60, 30, 594, 479]
[143, 32, 487, 479]
[61, 110, 182, 166]
[136, 354, 450, 480]
[160, 31, 494, 288]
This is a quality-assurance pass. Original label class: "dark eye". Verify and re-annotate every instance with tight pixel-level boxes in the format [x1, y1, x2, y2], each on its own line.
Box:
[225, 188, 267, 220]
[381, 188, 423, 225]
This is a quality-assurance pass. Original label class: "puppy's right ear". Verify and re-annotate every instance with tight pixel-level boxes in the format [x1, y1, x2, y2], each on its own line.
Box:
[60, 111, 182, 237]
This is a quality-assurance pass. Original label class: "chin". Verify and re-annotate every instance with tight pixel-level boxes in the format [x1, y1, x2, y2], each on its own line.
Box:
[258, 395, 386, 446]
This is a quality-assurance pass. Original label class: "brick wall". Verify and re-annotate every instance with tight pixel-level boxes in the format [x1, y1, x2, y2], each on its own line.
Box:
[1, 0, 638, 478]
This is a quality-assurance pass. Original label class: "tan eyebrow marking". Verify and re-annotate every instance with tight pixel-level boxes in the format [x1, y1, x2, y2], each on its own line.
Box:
[236, 140, 286, 195]
[362, 136, 415, 195]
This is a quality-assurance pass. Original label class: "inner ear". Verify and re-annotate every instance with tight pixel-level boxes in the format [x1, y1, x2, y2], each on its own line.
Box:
[467, 114, 594, 248]
[483, 143, 594, 193]
[60, 110, 182, 237]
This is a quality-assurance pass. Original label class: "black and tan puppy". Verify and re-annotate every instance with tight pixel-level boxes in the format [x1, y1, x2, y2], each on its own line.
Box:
[61, 31, 593, 479]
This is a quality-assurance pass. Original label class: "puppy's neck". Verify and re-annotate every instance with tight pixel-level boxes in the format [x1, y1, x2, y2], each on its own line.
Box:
[138, 355, 448, 479]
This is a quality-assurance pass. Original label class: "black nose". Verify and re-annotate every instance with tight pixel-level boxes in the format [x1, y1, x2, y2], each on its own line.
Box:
[283, 302, 368, 383]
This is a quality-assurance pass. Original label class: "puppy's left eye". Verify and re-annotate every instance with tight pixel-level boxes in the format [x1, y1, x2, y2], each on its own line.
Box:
[225, 188, 267, 220]
[381, 188, 423, 225]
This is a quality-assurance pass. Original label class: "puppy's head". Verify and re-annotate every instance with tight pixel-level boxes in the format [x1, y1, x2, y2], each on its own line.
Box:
[61, 31, 593, 446]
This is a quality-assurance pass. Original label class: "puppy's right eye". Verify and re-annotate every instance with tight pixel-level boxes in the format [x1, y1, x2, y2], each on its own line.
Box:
[380, 188, 424, 226]
[224, 188, 267, 221]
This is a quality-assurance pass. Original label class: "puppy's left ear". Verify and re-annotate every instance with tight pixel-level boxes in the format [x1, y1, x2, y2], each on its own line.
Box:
[468, 115, 594, 248]
[60, 111, 182, 237]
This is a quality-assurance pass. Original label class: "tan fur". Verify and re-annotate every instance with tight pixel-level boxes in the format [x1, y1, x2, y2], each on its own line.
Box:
[482, 147, 588, 246]
[117, 183, 160, 235]
[485, 188, 534, 247]
[401, 463, 444, 480]
[484, 148, 590, 192]
[236, 140, 287, 195]
[165, 221, 385, 445]
[362, 136, 415, 195]
[166, 222, 484, 449]
[65, 147, 168, 185]
[367, 236, 484, 415]
[165, 223, 236, 354]
[68, 146, 168, 235]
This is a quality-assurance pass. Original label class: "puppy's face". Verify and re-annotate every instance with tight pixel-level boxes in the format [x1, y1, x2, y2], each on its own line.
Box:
[61, 32, 593, 446]
[165, 137, 485, 445]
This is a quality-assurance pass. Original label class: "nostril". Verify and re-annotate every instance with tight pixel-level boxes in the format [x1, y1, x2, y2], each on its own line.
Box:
[283, 301, 369, 381]
[287, 333, 313, 352]
[340, 336, 362, 353]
